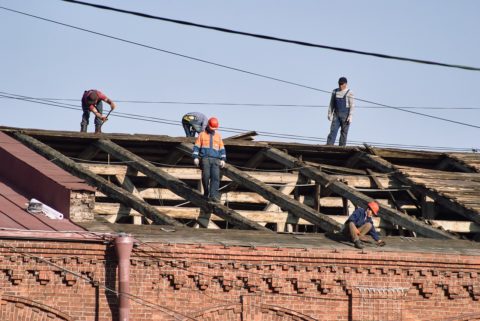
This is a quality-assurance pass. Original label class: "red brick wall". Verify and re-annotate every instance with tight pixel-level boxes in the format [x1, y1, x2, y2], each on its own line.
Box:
[0, 239, 479, 321]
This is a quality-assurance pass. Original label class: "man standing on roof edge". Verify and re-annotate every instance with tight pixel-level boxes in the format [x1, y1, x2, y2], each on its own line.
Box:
[192, 117, 226, 202]
[343, 201, 385, 249]
[326, 77, 354, 146]
[182, 112, 208, 137]
[81, 89, 116, 134]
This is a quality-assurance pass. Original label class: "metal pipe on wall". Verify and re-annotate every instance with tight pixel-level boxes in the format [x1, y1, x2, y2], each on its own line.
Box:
[115, 233, 134, 321]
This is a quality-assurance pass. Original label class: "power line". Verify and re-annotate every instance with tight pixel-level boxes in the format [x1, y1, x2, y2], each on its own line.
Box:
[0, 91, 477, 152]
[3, 97, 479, 110]
[61, 0, 480, 72]
[1, 6, 480, 130]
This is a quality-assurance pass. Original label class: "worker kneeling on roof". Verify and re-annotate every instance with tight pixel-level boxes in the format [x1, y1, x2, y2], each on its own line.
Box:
[192, 117, 226, 203]
[343, 201, 385, 249]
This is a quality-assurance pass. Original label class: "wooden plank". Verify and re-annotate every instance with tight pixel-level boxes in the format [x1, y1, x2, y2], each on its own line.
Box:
[82, 163, 400, 188]
[11, 132, 182, 227]
[114, 174, 143, 225]
[226, 131, 258, 140]
[176, 143, 342, 233]
[95, 139, 270, 232]
[263, 147, 456, 239]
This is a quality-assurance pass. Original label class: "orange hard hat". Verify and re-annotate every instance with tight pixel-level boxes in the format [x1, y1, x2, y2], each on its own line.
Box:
[208, 117, 219, 130]
[367, 202, 379, 215]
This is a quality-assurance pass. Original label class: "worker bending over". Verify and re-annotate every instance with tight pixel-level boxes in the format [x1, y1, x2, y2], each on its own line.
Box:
[81, 89, 116, 134]
[182, 112, 208, 137]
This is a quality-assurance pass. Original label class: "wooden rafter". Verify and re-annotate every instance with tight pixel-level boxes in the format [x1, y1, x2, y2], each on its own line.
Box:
[176, 143, 342, 233]
[11, 132, 182, 227]
[95, 139, 270, 232]
[263, 147, 457, 239]
[358, 149, 480, 225]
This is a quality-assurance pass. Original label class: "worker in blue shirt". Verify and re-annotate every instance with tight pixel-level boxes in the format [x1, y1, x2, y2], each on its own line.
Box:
[343, 201, 385, 249]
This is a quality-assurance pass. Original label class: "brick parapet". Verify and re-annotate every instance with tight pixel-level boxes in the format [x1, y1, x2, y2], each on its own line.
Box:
[0, 239, 479, 320]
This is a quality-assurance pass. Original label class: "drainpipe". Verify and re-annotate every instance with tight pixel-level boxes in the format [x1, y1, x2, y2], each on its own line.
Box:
[115, 233, 134, 321]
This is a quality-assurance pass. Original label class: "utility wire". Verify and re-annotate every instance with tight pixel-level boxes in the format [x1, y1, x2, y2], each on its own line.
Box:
[0, 91, 477, 152]
[4, 97, 479, 110]
[61, 0, 480, 72]
[1, 6, 480, 130]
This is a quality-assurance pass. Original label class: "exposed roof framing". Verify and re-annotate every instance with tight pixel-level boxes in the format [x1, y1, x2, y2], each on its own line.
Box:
[357, 147, 480, 225]
[3, 126, 480, 239]
[95, 139, 270, 232]
[176, 143, 342, 233]
[263, 147, 456, 239]
[11, 132, 182, 226]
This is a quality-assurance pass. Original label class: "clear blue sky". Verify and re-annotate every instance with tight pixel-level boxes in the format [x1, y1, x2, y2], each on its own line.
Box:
[1, 0, 479, 151]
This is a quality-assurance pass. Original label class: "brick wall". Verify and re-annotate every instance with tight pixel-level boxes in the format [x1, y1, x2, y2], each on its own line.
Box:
[0, 239, 479, 321]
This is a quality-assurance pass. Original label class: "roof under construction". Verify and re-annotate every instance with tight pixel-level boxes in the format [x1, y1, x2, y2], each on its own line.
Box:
[1, 125, 480, 243]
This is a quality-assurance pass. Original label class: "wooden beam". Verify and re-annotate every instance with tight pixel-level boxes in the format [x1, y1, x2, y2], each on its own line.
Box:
[94, 204, 480, 233]
[95, 139, 270, 232]
[11, 132, 182, 227]
[226, 131, 258, 140]
[176, 143, 342, 233]
[358, 149, 480, 225]
[82, 163, 400, 188]
[114, 174, 143, 225]
[164, 149, 185, 165]
[263, 147, 456, 239]
[222, 149, 266, 193]
[77, 144, 101, 160]
[437, 154, 477, 173]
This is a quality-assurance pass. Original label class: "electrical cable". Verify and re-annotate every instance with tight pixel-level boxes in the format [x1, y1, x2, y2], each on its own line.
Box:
[61, 0, 480, 72]
[0, 91, 477, 152]
[1, 6, 480, 131]
[3, 97, 479, 110]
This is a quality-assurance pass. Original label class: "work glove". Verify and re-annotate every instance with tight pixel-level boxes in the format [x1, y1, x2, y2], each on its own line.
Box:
[346, 114, 352, 124]
[193, 158, 200, 167]
[220, 160, 225, 168]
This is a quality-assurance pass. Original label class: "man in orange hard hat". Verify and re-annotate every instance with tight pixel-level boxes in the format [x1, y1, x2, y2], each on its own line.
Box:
[192, 117, 226, 202]
[343, 201, 385, 249]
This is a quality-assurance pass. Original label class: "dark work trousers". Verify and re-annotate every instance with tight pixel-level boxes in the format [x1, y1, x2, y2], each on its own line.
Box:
[327, 111, 350, 146]
[182, 120, 202, 137]
[343, 221, 372, 242]
[81, 101, 103, 128]
[183, 122, 195, 137]
[200, 157, 221, 200]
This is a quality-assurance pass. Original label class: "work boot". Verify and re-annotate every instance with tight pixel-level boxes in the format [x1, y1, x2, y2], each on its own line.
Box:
[354, 239, 364, 249]
[94, 125, 102, 134]
[80, 124, 87, 132]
